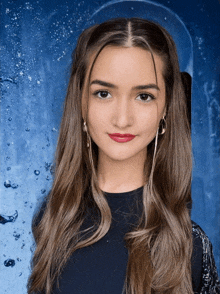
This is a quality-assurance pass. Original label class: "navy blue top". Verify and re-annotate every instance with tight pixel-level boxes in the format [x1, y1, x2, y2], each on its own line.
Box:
[35, 186, 220, 293]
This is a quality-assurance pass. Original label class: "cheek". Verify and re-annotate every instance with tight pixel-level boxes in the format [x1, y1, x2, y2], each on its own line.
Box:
[87, 104, 106, 135]
[138, 109, 161, 134]
[141, 120, 159, 143]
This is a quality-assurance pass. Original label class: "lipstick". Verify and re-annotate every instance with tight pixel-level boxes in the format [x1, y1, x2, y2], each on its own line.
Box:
[108, 133, 136, 143]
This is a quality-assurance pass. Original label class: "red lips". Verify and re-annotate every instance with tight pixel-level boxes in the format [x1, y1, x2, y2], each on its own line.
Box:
[108, 133, 136, 143]
[110, 133, 135, 137]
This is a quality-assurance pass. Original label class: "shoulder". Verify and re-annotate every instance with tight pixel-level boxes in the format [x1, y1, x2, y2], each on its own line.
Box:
[191, 220, 220, 293]
[192, 220, 210, 241]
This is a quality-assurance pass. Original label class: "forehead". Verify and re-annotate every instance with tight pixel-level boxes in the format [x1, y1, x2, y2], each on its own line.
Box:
[89, 45, 165, 85]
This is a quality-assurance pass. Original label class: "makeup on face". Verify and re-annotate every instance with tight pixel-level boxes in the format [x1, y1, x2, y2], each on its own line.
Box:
[108, 133, 136, 143]
[86, 46, 166, 163]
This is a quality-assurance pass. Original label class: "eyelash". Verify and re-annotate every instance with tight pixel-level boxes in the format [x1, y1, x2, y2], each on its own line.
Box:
[92, 90, 156, 102]
[93, 90, 112, 99]
[136, 93, 156, 102]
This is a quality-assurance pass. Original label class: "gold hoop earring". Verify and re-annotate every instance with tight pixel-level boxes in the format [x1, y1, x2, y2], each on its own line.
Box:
[83, 121, 90, 148]
[83, 121, 97, 176]
[158, 116, 167, 135]
[83, 121, 87, 133]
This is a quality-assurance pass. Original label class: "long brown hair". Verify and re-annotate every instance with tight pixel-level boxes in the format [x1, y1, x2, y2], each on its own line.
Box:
[28, 18, 193, 294]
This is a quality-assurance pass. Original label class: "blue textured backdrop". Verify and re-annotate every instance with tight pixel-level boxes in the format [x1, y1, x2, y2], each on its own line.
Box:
[0, 0, 219, 293]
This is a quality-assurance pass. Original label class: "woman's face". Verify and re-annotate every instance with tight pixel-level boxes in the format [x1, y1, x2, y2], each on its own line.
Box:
[83, 45, 166, 163]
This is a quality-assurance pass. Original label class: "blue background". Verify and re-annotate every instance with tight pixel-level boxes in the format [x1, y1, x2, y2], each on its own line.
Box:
[0, 0, 219, 293]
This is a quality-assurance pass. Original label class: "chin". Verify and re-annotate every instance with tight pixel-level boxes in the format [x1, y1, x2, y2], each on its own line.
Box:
[101, 146, 145, 162]
[108, 154, 133, 162]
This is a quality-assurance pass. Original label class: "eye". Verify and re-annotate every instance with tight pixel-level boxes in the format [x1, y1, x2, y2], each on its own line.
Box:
[136, 93, 155, 102]
[93, 90, 112, 99]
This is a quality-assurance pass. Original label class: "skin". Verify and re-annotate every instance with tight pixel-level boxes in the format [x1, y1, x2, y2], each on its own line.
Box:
[82, 46, 166, 193]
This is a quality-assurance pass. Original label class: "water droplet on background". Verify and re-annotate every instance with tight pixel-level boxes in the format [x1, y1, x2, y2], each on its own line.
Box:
[0, 210, 18, 224]
[4, 180, 11, 188]
[45, 162, 51, 171]
[13, 232, 21, 240]
[4, 259, 15, 267]
[11, 183, 18, 189]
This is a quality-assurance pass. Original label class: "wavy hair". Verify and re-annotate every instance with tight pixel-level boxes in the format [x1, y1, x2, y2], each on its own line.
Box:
[28, 18, 193, 294]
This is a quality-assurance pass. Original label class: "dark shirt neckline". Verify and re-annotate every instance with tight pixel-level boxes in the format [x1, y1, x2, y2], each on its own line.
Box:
[102, 186, 144, 197]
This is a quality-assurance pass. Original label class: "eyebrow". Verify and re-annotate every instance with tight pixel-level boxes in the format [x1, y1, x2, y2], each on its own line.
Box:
[90, 79, 160, 91]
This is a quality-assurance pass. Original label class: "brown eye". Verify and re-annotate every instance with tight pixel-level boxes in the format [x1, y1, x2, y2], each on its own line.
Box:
[136, 93, 155, 102]
[93, 90, 112, 99]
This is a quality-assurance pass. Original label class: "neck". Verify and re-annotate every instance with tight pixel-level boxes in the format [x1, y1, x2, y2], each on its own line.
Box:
[97, 149, 147, 193]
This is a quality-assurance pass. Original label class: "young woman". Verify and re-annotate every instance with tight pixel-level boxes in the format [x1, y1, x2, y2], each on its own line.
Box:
[27, 18, 220, 294]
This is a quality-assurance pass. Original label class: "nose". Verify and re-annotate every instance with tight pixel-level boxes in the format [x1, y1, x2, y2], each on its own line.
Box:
[112, 96, 134, 129]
